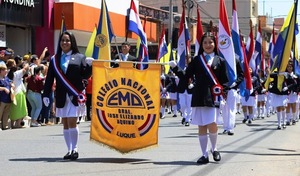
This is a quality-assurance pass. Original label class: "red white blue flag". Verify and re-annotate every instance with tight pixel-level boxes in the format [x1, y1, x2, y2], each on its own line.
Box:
[254, 20, 264, 74]
[218, 0, 236, 85]
[231, 0, 249, 99]
[246, 20, 255, 72]
[268, 23, 276, 68]
[177, 8, 190, 70]
[156, 26, 168, 61]
[194, 6, 203, 57]
[128, 0, 149, 70]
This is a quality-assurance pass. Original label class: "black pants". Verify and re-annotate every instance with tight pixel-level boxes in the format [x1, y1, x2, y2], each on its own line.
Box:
[86, 93, 92, 121]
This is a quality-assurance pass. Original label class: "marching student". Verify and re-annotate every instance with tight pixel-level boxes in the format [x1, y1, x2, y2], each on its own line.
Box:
[256, 69, 267, 119]
[221, 58, 244, 135]
[166, 71, 179, 117]
[241, 68, 260, 124]
[268, 70, 289, 130]
[43, 31, 93, 160]
[174, 58, 194, 126]
[285, 62, 298, 125]
[159, 65, 171, 119]
[170, 32, 229, 164]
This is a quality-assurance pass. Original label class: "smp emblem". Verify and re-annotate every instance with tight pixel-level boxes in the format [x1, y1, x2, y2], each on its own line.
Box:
[94, 34, 107, 48]
[106, 88, 145, 108]
[218, 34, 231, 49]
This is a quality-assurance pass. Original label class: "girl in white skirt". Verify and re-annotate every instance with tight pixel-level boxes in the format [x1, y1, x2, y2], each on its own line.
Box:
[241, 68, 259, 124]
[43, 31, 93, 160]
[285, 63, 298, 125]
[256, 69, 267, 119]
[268, 70, 289, 129]
[170, 32, 229, 164]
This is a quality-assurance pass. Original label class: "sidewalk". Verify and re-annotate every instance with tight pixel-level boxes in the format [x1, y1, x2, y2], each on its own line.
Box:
[1, 113, 300, 176]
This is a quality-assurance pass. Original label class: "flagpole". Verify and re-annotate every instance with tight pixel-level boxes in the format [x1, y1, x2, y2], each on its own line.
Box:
[182, 0, 189, 67]
[108, 6, 122, 61]
[93, 60, 169, 65]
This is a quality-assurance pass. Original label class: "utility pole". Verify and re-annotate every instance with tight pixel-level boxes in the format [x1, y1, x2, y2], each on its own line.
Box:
[168, 0, 173, 43]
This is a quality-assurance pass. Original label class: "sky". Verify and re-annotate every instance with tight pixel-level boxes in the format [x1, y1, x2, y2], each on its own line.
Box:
[258, 0, 299, 50]
[258, 0, 296, 18]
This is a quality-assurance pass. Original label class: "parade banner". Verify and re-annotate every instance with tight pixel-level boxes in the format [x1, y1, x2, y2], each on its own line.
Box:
[90, 61, 161, 153]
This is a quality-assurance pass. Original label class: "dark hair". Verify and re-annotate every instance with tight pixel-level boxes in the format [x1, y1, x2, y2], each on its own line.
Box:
[56, 31, 80, 59]
[34, 66, 42, 75]
[198, 32, 218, 55]
[45, 51, 50, 58]
[121, 41, 130, 47]
[7, 66, 17, 80]
[30, 54, 38, 63]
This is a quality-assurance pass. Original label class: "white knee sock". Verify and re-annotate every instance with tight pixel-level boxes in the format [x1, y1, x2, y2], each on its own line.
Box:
[282, 111, 286, 125]
[69, 127, 79, 152]
[277, 111, 281, 126]
[199, 135, 208, 157]
[172, 105, 177, 115]
[209, 132, 218, 152]
[63, 129, 71, 153]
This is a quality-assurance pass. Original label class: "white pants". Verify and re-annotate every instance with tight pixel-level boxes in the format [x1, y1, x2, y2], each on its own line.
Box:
[179, 91, 192, 121]
[222, 89, 238, 131]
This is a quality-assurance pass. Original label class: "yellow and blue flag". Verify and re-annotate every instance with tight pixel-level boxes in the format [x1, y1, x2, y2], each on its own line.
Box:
[92, 0, 115, 60]
[271, 0, 298, 91]
[85, 25, 97, 57]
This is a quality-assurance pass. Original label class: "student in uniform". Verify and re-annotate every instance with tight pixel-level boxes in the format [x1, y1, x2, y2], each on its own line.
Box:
[43, 31, 93, 160]
[170, 32, 229, 164]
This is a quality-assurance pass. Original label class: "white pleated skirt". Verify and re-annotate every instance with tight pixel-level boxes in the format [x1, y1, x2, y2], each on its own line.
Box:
[257, 94, 267, 102]
[56, 94, 86, 118]
[271, 94, 288, 107]
[191, 107, 218, 126]
[241, 96, 257, 107]
[288, 92, 298, 104]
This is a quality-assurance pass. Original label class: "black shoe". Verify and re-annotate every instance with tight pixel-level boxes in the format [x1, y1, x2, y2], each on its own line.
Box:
[222, 130, 228, 134]
[292, 120, 296, 125]
[282, 125, 286, 129]
[172, 114, 177, 117]
[70, 150, 79, 160]
[228, 131, 234, 136]
[185, 122, 190, 126]
[212, 151, 221, 161]
[242, 119, 247, 123]
[248, 119, 252, 124]
[181, 118, 185, 125]
[63, 152, 71, 160]
[277, 126, 281, 130]
[196, 156, 209, 164]
[261, 116, 265, 119]
[286, 121, 290, 126]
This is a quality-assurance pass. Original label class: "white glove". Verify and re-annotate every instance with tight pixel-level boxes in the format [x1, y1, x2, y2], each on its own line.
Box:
[113, 59, 120, 64]
[163, 88, 167, 92]
[282, 87, 288, 92]
[85, 57, 94, 65]
[43, 97, 50, 107]
[188, 83, 194, 89]
[160, 74, 166, 80]
[169, 61, 177, 68]
[229, 82, 237, 88]
[261, 89, 267, 93]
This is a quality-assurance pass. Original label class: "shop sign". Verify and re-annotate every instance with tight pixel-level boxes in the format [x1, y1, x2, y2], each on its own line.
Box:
[1, 0, 35, 8]
[0, 25, 6, 47]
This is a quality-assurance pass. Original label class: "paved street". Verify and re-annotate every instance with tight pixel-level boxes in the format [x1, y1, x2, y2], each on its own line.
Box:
[1, 113, 300, 176]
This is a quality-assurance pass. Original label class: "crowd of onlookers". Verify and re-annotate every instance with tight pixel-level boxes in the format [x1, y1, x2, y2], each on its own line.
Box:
[0, 47, 90, 131]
